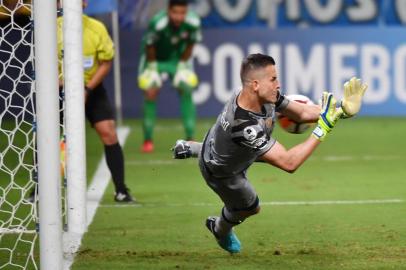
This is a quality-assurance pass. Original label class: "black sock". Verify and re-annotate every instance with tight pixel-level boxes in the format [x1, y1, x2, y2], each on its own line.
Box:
[104, 143, 127, 193]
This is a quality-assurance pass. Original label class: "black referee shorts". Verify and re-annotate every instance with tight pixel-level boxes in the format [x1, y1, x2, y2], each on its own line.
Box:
[85, 83, 115, 126]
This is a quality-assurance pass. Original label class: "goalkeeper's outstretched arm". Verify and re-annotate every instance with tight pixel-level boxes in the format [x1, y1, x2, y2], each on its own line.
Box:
[258, 92, 343, 173]
[279, 97, 321, 124]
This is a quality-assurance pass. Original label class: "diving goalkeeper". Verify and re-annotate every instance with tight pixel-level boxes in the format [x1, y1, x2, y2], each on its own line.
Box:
[172, 53, 368, 254]
[137, 0, 202, 153]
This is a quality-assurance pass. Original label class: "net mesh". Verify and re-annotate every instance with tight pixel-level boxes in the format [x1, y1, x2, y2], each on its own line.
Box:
[0, 1, 66, 269]
[0, 1, 38, 269]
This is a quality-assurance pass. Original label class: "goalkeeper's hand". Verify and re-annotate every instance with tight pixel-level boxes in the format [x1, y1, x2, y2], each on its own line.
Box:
[340, 77, 368, 118]
[138, 61, 162, 90]
[173, 61, 198, 90]
[171, 139, 192, 159]
[312, 92, 343, 142]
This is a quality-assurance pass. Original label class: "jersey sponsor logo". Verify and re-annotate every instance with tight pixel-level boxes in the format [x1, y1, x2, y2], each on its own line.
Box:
[243, 126, 257, 141]
[220, 108, 230, 131]
[253, 137, 267, 149]
[83, 56, 94, 70]
[240, 136, 267, 149]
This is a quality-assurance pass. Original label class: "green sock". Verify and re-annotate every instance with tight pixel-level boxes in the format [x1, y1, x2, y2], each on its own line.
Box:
[143, 100, 156, 141]
[180, 91, 196, 140]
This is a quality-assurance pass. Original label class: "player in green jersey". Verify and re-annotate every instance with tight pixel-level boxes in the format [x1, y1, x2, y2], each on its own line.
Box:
[138, 0, 202, 153]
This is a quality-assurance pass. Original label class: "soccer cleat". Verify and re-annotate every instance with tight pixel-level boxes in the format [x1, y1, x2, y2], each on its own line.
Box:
[141, 140, 154, 153]
[114, 190, 135, 203]
[172, 139, 192, 159]
[206, 216, 241, 254]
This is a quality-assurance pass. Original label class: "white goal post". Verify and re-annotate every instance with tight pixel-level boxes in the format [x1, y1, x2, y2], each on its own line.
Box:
[0, 0, 87, 269]
[33, 0, 63, 269]
[62, 0, 87, 237]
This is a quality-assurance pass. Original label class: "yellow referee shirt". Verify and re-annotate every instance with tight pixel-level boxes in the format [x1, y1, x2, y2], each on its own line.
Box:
[57, 14, 114, 84]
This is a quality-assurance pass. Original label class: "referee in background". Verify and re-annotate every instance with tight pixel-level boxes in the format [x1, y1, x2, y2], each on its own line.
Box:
[57, 0, 134, 202]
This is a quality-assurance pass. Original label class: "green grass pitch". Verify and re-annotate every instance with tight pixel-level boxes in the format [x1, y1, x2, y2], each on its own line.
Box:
[1, 117, 406, 269]
[72, 117, 406, 270]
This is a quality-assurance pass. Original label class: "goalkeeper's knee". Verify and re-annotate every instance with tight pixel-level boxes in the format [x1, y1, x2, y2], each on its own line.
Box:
[222, 197, 260, 224]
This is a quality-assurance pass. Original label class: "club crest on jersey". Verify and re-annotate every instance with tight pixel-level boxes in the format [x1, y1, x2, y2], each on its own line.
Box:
[243, 126, 257, 141]
[171, 36, 179, 44]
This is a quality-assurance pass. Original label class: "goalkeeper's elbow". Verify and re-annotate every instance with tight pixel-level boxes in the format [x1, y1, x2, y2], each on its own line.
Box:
[281, 163, 299, 174]
[269, 159, 299, 174]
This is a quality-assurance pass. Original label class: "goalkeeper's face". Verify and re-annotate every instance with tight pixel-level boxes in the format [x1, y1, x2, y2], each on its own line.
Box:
[257, 65, 280, 104]
[168, 5, 188, 28]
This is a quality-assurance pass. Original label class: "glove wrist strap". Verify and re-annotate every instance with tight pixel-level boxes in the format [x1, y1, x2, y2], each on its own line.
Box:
[312, 125, 327, 142]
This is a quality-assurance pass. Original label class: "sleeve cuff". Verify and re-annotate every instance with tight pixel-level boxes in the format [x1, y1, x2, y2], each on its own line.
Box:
[275, 92, 290, 112]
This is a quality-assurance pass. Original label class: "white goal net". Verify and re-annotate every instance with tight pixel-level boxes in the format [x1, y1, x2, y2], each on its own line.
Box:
[0, 1, 66, 269]
[0, 1, 38, 269]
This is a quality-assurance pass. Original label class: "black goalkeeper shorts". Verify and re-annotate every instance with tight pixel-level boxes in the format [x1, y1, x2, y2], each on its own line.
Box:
[85, 83, 115, 126]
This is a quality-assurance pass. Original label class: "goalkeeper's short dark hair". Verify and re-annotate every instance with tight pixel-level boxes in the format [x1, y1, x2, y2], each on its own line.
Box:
[169, 0, 189, 7]
[240, 53, 276, 85]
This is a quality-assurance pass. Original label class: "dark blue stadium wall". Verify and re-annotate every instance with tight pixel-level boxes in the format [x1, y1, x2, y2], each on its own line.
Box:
[105, 27, 406, 118]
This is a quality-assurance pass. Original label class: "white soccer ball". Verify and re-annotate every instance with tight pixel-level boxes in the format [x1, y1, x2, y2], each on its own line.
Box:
[278, 94, 315, 134]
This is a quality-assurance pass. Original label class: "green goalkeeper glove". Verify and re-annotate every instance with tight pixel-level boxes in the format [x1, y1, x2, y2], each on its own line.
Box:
[312, 92, 343, 142]
[340, 77, 368, 118]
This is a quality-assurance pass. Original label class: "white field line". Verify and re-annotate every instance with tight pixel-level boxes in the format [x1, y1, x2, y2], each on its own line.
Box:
[99, 199, 404, 208]
[126, 155, 402, 166]
[63, 127, 130, 270]
[127, 159, 196, 165]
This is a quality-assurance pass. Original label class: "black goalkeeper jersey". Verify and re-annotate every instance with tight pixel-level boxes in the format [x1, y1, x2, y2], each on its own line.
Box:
[201, 92, 289, 177]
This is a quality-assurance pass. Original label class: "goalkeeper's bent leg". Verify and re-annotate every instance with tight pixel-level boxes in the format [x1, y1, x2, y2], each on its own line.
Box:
[215, 201, 260, 237]
[143, 99, 156, 141]
[180, 90, 195, 140]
